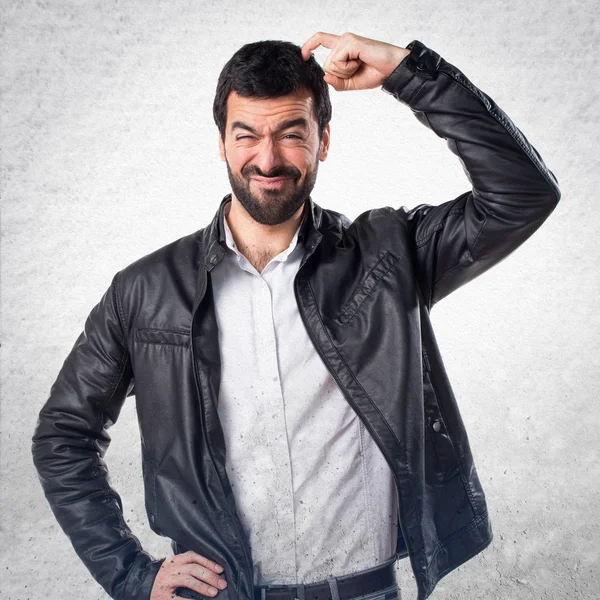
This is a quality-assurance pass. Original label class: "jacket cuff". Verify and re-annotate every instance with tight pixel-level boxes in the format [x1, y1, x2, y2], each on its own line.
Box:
[381, 40, 442, 104]
[120, 555, 166, 600]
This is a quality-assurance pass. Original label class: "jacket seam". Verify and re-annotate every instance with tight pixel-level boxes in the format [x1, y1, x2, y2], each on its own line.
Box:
[452, 139, 488, 259]
[98, 340, 130, 412]
[432, 253, 471, 289]
[151, 461, 158, 526]
[415, 205, 465, 249]
[425, 510, 490, 578]
[385, 207, 433, 310]
[407, 79, 427, 105]
[113, 271, 130, 342]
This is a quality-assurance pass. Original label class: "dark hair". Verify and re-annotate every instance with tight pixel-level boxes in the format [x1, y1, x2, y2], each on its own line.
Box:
[213, 40, 332, 142]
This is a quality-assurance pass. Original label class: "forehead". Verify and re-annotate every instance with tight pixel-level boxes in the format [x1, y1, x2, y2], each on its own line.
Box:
[226, 88, 317, 130]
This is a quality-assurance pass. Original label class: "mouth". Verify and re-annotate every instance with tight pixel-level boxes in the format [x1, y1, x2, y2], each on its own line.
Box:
[249, 176, 292, 189]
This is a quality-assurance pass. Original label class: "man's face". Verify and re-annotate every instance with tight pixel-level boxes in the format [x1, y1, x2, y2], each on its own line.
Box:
[218, 87, 330, 226]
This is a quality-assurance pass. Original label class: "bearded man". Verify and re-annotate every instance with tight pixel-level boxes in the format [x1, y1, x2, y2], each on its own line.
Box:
[32, 31, 560, 600]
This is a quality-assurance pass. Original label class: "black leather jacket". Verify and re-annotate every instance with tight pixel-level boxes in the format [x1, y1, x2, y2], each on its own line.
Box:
[32, 40, 560, 600]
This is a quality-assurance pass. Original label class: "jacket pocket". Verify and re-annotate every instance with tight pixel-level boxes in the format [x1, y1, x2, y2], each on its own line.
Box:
[135, 327, 190, 347]
[334, 250, 400, 326]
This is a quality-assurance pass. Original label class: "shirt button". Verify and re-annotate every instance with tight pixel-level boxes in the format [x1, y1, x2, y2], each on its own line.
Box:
[432, 420, 441, 432]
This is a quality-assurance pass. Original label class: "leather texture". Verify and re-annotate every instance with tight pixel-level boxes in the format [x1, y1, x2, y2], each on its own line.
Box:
[32, 39, 561, 600]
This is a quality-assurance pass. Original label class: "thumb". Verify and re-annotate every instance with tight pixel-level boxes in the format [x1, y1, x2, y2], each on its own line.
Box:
[323, 73, 347, 91]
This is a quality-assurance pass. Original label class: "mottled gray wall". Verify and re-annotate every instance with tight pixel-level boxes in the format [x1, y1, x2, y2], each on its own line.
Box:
[2, 0, 598, 599]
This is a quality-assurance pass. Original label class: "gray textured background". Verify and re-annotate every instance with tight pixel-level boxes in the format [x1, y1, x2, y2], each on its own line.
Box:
[2, 1, 599, 599]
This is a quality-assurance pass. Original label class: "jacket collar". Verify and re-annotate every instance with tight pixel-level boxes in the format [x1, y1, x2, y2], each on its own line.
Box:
[201, 193, 323, 271]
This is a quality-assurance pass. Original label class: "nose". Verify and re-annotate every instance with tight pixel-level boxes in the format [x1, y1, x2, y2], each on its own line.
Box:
[252, 138, 284, 176]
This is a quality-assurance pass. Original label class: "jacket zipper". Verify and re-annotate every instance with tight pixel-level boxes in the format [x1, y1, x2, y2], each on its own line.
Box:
[293, 273, 411, 561]
[191, 274, 255, 593]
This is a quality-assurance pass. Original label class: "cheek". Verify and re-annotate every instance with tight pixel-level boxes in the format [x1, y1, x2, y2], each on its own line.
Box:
[287, 147, 317, 171]
[225, 151, 248, 173]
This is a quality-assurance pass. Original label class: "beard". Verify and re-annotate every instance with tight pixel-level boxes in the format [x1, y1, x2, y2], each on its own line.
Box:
[225, 152, 319, 226]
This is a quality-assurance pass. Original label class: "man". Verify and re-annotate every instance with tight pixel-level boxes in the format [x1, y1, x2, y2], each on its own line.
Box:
[31, 31, 560, 600]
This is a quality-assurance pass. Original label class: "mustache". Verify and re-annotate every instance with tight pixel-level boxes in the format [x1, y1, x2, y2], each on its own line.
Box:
[243, 166, 299, 179]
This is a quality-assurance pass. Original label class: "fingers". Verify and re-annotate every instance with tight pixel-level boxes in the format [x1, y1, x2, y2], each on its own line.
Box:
[323, 56, 361, 78]
[186, 563, 226, 586]
[301, 31, 340, 61]
[301, 32, 404, 91]
[323, 73, 347, 92]
[151, 552, 227, 600]
[170, 565, 226, 597]
[179, 550, 224, 573]
[301, 32, 361, 82]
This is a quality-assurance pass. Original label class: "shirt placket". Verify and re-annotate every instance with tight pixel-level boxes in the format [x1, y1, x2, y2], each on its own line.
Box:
[250, 267, 298, 582]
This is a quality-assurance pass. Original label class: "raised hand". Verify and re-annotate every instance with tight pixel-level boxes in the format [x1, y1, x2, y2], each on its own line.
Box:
[300, 31, 410, 91]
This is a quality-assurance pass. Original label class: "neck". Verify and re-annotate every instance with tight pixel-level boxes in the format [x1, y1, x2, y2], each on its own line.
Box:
[225, 195, 305, 272]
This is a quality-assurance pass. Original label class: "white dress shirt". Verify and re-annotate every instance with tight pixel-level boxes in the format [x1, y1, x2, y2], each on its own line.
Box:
[210, 200, 399, 586]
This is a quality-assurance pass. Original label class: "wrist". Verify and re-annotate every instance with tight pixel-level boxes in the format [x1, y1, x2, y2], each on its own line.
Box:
[394, 46, 411, 66]
[382, 47, 411, 80]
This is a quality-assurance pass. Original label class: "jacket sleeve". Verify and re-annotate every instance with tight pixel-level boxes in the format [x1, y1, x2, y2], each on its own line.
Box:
[381, 40, 561, 310]
[31, 271, 165, 600]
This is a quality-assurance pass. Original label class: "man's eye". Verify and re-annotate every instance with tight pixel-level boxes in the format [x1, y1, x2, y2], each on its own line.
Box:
[236, 134, 301, 140]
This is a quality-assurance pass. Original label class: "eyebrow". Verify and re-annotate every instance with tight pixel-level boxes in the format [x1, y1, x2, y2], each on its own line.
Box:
[231, 117, 309, 135]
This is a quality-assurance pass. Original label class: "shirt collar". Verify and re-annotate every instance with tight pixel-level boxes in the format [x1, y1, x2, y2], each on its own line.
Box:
[222, 199, 305, 265]
[205, 192, 322, 273]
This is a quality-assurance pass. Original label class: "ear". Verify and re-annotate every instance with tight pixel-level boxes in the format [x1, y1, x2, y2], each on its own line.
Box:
[319, 123, 331, 162]
[218, 133, 226, 162]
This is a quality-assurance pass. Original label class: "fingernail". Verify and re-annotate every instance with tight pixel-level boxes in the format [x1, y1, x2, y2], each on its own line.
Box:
[215, 565, 223, 572]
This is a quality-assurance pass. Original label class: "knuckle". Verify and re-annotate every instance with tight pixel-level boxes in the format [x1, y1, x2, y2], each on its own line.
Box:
[164, 557, 179, 569]
[191, 564, 209, 580]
